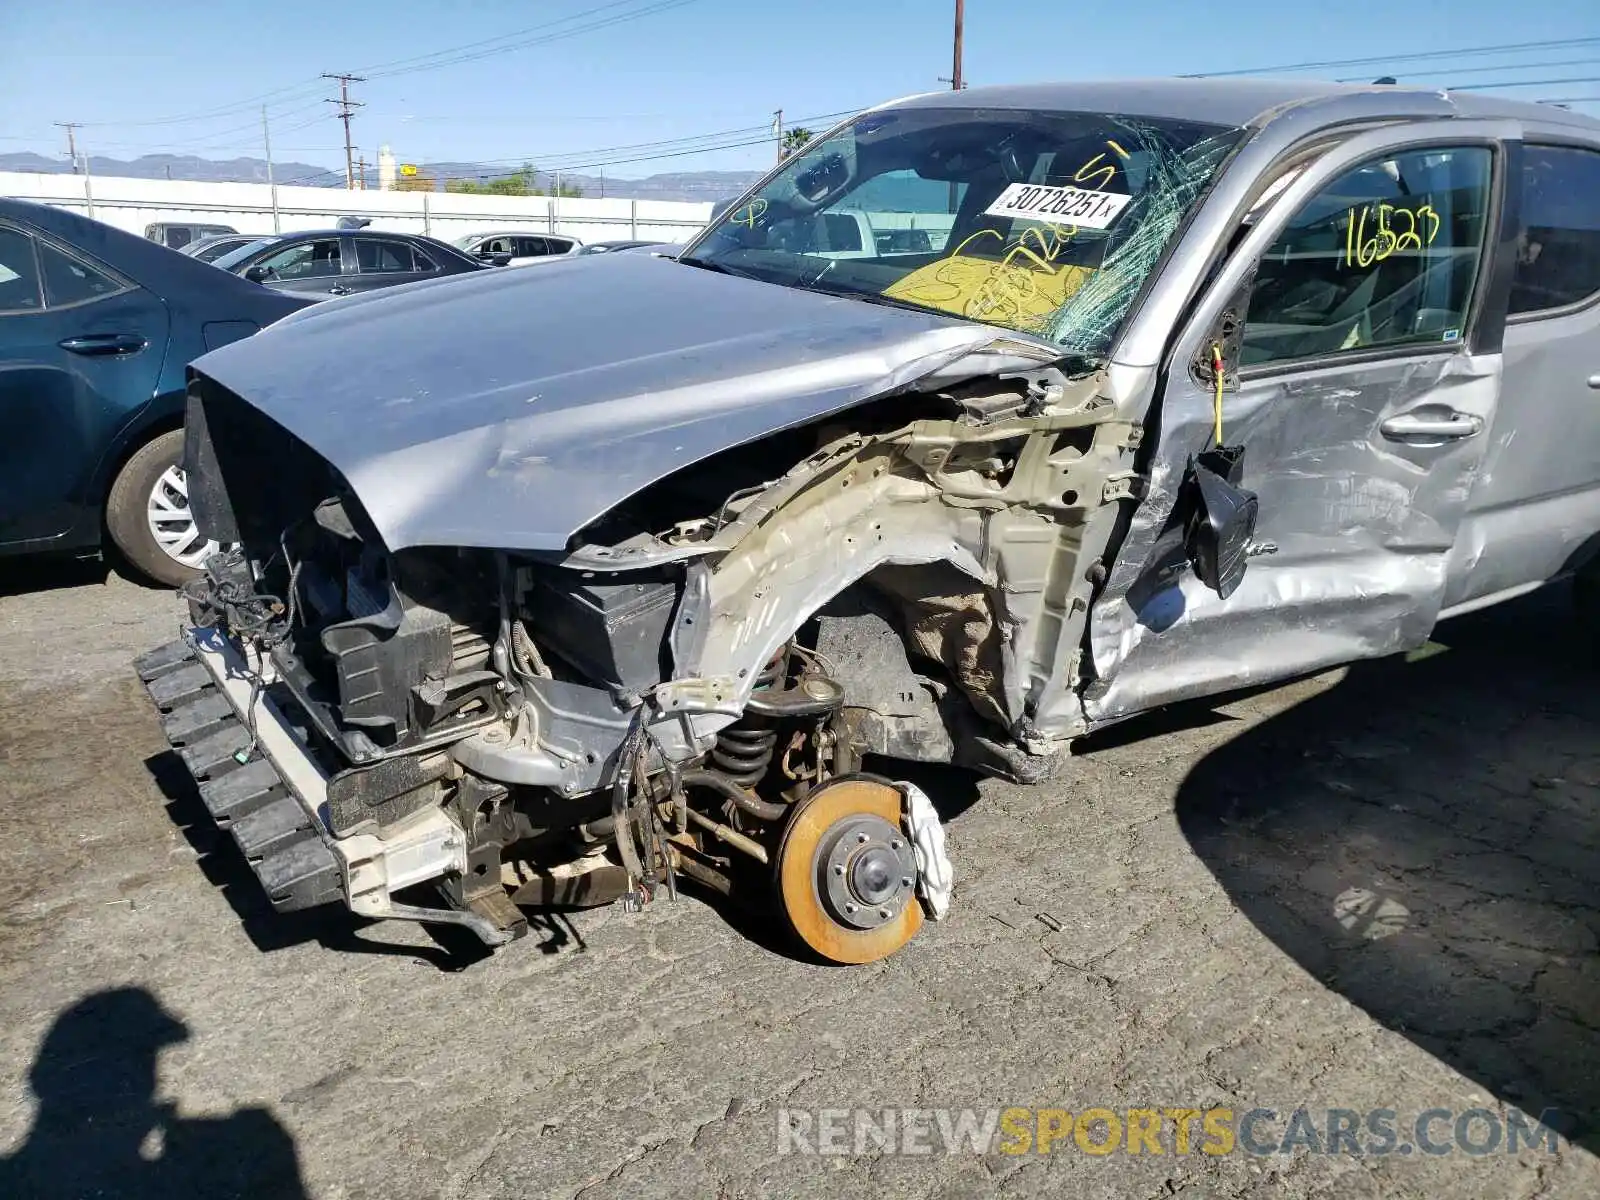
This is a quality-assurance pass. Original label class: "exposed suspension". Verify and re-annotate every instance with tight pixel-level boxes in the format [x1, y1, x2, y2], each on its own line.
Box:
[709, 648, 786, 786]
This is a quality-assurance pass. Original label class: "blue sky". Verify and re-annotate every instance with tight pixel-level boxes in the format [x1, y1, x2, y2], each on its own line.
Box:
[1, 0, 1596, 180]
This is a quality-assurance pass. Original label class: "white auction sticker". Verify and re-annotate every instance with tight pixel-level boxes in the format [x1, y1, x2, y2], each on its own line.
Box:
[984, 182, 1132, 229]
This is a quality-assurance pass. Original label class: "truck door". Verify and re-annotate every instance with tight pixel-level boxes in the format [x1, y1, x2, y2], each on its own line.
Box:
[1086, 122, 1516, 724]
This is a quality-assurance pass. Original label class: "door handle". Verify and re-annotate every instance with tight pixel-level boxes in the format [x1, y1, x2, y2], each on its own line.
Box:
[328, 285, 352, 295]
[1379, 411, 1483, 441]
[1586, 374, 1600, 389]
[58, 333, 147, 356]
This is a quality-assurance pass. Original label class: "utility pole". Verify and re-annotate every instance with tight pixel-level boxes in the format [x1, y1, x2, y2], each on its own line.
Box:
[951, 0, 964, 91]
[356, 154, 367, 190]
[262, 105, 281, 232]
[55, 122, 81, 174]
[773, 108, 784, 162]
[323, 73, 365, 190]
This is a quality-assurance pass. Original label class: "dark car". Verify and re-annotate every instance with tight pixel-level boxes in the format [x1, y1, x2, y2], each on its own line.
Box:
[212, 229, 486, 300]
[184, 232, 274, 264]
[0, 199, 310, 585]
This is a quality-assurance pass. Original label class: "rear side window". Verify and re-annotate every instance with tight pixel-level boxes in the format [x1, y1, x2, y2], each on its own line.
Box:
[167, 227, 192, 249]
[0, 227, 43, 311]
[355, 238, 416, 273]
[1241, 146, 1493, 366]
[39, 242, 126, 307]
[1510, 144, 1600, 315]
[516, 236, 550, 256]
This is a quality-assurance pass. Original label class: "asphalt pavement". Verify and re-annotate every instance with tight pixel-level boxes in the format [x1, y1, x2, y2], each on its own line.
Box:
[0, 557, 1595, 1199]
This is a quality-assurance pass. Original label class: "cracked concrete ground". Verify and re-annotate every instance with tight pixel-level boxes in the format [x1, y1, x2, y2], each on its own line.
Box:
[0, 557, 1596, 1199]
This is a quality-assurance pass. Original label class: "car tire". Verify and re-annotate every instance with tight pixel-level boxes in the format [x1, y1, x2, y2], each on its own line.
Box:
[105, 430, 218, 588]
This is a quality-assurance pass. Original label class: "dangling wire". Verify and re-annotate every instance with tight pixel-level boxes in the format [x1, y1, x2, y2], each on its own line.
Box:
[1210, 342, 1226, 446]
[234, 557, 303, 765]
[610, 710, 650, 890]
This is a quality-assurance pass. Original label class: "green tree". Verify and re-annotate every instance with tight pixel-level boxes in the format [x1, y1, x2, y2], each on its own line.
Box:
[445, 163, 539, 196]
[442, 162, 584, 198]
[780, 127, 816, 159]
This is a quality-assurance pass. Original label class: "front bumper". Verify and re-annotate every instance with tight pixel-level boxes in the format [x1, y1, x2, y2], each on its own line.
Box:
[136, 627, 476, 930]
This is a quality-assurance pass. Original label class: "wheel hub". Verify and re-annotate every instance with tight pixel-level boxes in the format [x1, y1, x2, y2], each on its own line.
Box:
[818, 814, 918, 930]
[775, 776, 926, 964]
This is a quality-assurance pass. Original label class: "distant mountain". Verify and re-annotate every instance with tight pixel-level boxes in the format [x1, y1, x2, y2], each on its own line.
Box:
[387, 163, 763, 202]
[0, 152, 331, 185]
[0, 150, 764, 202]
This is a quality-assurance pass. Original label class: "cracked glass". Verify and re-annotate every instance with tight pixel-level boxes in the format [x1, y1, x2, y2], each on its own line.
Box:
[683, 107, 1242, 359]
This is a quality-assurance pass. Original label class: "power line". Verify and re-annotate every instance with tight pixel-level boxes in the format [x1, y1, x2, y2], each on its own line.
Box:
[1340, 56, 1600, 83]
[457, 108, 862, 170]
[358, 0, 704, 80]
[424, 106, 862, 184]
[323, 74, 366, 190]
[75, 80, 329, 130]
[1192, 36, 1600, 79]
[353, 0, 664, 76]
[1447, 74, 1600, 91]
[57, 0, 701, 132]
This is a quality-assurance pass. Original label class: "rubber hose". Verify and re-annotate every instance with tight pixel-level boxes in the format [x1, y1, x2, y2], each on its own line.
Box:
[681, 769, 788, 822]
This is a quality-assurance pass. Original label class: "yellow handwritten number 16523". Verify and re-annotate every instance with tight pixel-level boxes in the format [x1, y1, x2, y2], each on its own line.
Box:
[1345, 202, 1440, 268]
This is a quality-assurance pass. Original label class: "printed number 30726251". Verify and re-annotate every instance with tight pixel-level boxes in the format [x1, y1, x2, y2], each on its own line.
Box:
[1344, 202, 1440, 268]
[984, 183, 1132, 231]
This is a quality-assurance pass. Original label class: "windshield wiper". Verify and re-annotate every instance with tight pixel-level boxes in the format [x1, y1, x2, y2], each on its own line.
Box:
[675, 256, 763, 282]
[798, 280, 948, 317]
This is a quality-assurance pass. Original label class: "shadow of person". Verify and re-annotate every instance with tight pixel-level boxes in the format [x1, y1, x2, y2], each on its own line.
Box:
[1175, 585, 1599, 1154]
[0, 987, 308, 1200]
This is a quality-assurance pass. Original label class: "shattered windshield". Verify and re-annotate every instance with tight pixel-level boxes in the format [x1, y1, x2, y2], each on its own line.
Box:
[682, 106, 1241, 356]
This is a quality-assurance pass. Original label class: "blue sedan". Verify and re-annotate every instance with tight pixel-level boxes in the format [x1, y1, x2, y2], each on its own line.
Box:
[0, 200, 310, 585]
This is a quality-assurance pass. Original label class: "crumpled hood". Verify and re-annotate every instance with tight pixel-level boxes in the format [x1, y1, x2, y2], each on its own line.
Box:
[192, 252, 1003, 551]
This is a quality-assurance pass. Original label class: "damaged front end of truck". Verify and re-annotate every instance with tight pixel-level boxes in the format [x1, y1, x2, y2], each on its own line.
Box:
[137, 97, 1247, 961]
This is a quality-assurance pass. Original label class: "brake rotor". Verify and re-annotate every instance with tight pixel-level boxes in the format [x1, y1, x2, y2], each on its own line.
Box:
[775, 776, 923, 964]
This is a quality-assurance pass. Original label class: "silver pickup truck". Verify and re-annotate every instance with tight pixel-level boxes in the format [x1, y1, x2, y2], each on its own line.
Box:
[139, 78, 1600, 964]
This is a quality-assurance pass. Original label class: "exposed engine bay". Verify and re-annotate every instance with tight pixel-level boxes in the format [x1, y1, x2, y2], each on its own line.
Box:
[141, 343, 1245, 961]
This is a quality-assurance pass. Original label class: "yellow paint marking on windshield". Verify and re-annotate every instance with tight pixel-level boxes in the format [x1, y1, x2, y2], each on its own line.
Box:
[879, 138, 1126, 333]
[1344, 201, 1438, 268]
[885, 223, 1096, 333]
[731, 198, 769, 228]
[1073, 153, 1117, 192]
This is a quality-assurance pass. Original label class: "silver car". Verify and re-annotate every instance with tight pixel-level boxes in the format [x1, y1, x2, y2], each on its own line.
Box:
[141, 78, 1600, 964]
[453, 230, 583, 266]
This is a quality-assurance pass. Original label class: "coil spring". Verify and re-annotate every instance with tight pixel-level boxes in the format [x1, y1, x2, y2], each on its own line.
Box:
[708, 648, 786, 786]
[711, 724, 777, 786]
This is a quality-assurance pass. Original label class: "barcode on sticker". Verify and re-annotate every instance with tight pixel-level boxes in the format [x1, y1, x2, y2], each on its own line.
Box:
[984, 183, 1132, 229]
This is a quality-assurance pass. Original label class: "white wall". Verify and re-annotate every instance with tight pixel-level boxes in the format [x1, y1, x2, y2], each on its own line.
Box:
[0, 171, 715, 244]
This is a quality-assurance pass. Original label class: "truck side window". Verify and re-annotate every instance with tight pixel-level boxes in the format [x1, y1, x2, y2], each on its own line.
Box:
[1240, 146, 1493, 367]
[1509, 144, 1600, 315]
